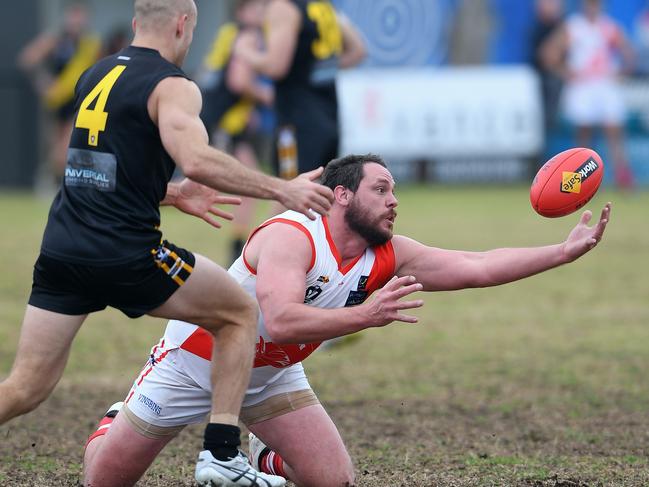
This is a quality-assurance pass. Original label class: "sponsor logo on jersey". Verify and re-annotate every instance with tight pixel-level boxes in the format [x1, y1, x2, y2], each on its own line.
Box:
[65, 148, 117, 192]
[344, 290, 368, 307]
[64, 168, 110, 182]
[357, 275, 369, 291]
[560, 157, 599, 194]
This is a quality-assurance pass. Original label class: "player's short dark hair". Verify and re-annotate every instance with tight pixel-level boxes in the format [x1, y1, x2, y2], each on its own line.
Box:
[321, 153, 387, 192]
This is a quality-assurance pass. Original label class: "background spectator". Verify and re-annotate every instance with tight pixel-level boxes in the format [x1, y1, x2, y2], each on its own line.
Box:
[542, 0, 636, 189]
[17, 0, 100, 185]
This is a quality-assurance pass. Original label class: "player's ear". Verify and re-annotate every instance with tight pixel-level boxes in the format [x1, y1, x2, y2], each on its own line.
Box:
[334, 185, 351, 206]
[177, 14, 188, 38]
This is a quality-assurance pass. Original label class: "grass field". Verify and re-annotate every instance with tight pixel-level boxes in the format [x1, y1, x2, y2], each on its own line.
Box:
[1, 185, 648, 486]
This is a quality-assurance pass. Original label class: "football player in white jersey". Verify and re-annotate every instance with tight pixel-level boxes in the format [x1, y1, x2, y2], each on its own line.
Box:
[82, 154, 611, 487]
[541, 0, 635, 189]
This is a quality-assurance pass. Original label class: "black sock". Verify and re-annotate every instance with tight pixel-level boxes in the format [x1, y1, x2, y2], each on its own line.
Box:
[203, 423, 241, 460]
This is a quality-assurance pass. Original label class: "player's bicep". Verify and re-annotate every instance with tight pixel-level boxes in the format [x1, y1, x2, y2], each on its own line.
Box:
[153, 77, 208, 171]
[254, 225, 313, 323]
[393, 235, 482, 291]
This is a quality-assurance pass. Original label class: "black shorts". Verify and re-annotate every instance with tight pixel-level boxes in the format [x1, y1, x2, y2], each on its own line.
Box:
[28, 241, 195, 318]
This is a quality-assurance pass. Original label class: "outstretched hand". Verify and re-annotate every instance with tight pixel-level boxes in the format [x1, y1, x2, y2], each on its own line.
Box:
[174, 178, 241, 229]
[364, 275, 424, 328]
[562, 202, 611, 262]
[280, 167, 334, 220]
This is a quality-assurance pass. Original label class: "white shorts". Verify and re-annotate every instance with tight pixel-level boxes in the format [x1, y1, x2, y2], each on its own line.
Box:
[124, 346, 312, 429]
[561, 78, 625, 126]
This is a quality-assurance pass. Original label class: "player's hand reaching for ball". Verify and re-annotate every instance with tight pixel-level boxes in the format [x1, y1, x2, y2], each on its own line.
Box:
[279, 167, 334, 219]
[173, 178, 242, 229]
[561, 202, 611, 262]
[364, 275, 424, 328]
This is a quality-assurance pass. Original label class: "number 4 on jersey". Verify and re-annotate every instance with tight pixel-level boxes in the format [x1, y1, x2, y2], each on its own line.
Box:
[75, 65, 126, 147]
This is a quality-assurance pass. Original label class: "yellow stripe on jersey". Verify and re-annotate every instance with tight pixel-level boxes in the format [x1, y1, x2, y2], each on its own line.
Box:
[45, 35, 102, 110]
[203, 22, 239, 71]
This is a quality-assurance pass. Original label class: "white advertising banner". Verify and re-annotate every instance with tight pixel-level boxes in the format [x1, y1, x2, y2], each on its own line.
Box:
[338, 66, 543, 160]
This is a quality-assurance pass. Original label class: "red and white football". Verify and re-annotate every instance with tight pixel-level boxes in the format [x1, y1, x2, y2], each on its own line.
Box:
[530, 147, 604, 218]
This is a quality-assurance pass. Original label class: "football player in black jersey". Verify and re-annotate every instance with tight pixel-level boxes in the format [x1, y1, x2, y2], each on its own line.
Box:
[235, 0, 366, 179]
[1, 1, 334, 485]
[199, 0, 274, 264]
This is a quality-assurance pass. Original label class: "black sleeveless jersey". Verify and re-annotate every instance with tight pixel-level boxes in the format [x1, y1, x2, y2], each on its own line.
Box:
[41, 46, 188, 265]
[275, 0, 341, 131]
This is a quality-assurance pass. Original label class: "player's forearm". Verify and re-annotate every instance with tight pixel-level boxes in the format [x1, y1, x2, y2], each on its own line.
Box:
[471, 244, 570, 288]
[265, 304, 369, 344]
[184, 146, 284, 201]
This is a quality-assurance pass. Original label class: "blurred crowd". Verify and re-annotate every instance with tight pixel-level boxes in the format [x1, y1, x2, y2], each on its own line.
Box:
[18, 1, 131, 187]
[18, 0, 649, 195]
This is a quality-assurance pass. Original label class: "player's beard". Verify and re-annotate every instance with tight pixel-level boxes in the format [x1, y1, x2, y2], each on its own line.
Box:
[344, 197, 393, 247]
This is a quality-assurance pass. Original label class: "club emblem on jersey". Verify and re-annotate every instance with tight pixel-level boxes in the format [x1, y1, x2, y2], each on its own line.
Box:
[304, 285, 323, 303]
[317, 275, 330, 283]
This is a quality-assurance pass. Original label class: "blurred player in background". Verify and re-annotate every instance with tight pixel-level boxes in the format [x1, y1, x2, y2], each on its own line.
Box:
[199, 0, 275, 263]
[1, 0, 335, 485]
[530, 0, 565, 136]
[235, 0, 366, 181]
[542, 0, 636, 189]
[82, 154, 611, 487]
[18, 0, 101, 185]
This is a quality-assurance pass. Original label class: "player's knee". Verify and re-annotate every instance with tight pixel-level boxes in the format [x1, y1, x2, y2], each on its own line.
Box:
[232, 294, 259, 330]
[233, 294, 258, 334]
[335, 465, 355, 487]
[329, 454, 355, 487]
[312, 470, 355, 487]
[216, 302, 257, 345]
[300, 461, 355, 487]
[202, 291, 257, 334]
